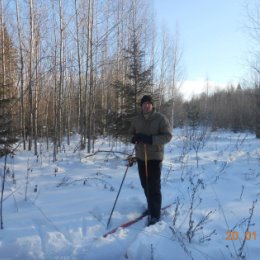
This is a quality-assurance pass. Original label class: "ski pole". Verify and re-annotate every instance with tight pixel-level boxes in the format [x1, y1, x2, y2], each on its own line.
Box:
[144, 144, 150, 216]
[106, 146, 135, 229]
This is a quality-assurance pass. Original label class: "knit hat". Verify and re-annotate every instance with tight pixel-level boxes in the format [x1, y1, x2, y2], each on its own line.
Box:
[140, 95, 153, 106]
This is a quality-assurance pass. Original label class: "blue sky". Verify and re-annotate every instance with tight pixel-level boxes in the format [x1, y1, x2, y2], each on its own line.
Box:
[153, 0, 250, 96]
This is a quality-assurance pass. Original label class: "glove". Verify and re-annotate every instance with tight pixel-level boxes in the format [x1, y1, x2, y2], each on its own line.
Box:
[127, 155, 137, 167]
[131, 135, 139, 144]
[136, 133, 153, 145]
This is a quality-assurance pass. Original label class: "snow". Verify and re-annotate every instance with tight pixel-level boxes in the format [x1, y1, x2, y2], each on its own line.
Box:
[0, 129, 260, 260]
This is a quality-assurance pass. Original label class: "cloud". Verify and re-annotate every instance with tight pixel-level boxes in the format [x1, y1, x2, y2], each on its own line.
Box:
[179, 78, 232, 100]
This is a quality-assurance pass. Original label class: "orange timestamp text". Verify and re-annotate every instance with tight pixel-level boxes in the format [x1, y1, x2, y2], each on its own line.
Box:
[226, 231, 257, 241]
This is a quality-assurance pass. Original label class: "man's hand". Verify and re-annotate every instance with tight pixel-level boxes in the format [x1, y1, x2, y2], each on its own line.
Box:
[131, 135, 139, 144]
[127, 155, 137, 166]
[131, 133, 153, 144]
[136, 133, 153, 144]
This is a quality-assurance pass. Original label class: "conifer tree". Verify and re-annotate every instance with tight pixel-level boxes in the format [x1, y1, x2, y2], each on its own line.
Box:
[0, 23, 17, 156]
[112, 29, 153, 138]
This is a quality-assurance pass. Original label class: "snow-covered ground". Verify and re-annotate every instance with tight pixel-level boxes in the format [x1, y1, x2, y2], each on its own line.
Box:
[0, 129, 260, 260]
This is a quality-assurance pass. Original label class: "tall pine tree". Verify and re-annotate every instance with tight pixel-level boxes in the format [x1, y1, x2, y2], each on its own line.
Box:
[111, 30, 153, 139]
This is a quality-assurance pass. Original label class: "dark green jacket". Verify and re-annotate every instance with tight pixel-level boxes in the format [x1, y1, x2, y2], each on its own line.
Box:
[129, 110, 172, 160]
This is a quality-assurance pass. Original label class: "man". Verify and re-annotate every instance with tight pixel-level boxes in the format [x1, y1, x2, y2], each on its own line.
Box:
[129, 95, 172, 225]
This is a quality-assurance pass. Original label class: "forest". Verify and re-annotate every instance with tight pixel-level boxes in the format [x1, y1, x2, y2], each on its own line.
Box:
[0, 0, 259, 159]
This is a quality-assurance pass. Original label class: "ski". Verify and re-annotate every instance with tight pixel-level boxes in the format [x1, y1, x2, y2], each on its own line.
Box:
[103, 203, 174, 238]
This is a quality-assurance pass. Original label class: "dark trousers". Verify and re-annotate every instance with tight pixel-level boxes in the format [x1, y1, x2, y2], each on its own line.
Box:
[137, 159, 162, 219]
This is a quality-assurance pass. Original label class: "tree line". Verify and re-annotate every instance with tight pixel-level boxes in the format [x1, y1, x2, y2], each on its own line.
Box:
[165, 84, 257, 133]
[0, 0, 259, 159]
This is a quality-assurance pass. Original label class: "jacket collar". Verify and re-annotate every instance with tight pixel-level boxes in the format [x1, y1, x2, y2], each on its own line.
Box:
[141, 108, 155, 120]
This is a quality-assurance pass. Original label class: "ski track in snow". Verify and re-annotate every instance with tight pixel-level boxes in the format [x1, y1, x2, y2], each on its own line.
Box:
[0, 130, 260, 259]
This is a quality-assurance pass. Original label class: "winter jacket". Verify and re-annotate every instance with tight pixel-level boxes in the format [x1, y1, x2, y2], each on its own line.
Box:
[129, 109, 172, 160]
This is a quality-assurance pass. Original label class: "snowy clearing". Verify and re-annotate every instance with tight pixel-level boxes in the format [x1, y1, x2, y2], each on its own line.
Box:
[0, 129, 260, 260]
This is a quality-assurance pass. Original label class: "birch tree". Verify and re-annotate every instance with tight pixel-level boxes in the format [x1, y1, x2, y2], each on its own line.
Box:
[27, 0, 37, 154]
[52, 0, 59, 161]
[15, 0, 26, 149]
[169, 28, 183, 128]
[74, 0, 83, 142]
[58, 0, 64, 147]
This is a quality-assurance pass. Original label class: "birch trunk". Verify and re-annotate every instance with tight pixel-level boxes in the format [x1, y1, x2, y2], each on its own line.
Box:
[58, 0, 64, 148]
[15, 0, 26, 150]
[28, 0, 34, 152]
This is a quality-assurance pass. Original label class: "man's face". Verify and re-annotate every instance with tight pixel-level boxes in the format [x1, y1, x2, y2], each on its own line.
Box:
[142, 102, 153, 113]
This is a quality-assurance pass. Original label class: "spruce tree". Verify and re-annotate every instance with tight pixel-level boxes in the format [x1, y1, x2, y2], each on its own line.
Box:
[0, 25, 17, 156]
[112, 30, 153, 138]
